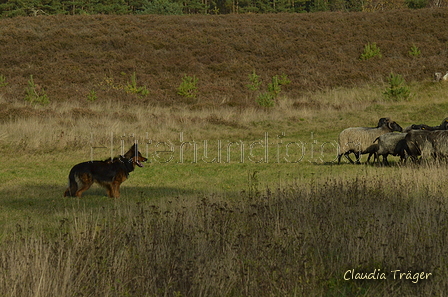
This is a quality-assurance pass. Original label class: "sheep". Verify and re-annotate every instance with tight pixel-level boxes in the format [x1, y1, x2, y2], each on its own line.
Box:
[438, 117, 448, 130]
[365, 143, 379, 163]
[406, 130, 448, 162]
[404, 124, 437, 132]
[337, 118, 403, 164]
[434, 72, 443, 82]
[404, 130, 432, 162]
[434, 72, 448, 82]
[369, 132, 407, 165]
[402, 117, 448, 133]
[429, 130, 448, 160]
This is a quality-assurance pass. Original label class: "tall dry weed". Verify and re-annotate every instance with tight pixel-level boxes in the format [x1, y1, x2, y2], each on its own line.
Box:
[1, 170, 447, 296]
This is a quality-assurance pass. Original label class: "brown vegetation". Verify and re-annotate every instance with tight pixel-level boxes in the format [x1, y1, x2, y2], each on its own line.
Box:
[1, 170, 448, 296]
[0, 9, 448, 107]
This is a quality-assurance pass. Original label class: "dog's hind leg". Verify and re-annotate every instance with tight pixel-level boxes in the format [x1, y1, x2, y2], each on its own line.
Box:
[64, 172, 79, 197]
[75, 173, 94, 197]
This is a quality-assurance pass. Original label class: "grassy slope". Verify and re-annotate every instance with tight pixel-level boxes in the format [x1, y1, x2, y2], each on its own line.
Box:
[0, 9, 448, 106]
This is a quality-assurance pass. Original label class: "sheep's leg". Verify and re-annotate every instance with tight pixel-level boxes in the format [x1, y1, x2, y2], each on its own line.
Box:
[367, 152, 379, 164]
[382, 155, 389, 166]
[344, 153, 355, 164]
[337, 154, 343, 164]
[354, 152, 362, 164]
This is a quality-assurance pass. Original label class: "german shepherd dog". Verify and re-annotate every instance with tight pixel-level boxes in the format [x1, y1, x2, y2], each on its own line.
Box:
[64, 144, 147, 198]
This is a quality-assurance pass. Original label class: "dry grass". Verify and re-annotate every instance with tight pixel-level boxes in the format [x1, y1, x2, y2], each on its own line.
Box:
[2, 80, 448, 156]
[1, 166, 448, 296]
[2, 90, 448, 295]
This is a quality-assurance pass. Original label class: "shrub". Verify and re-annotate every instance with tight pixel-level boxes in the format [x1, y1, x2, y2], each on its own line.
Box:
[247, 70, 262, 91]
[0, 74, 7, 87]
[406, 0, 427, 9]
[24, 75, 49, 105]
[124, 72, 149, 96]
[256, 92, 276, 108]
[383, 73, 411, 101]
[177, 75, 198, 98]
[248, 71, 291, 108]
[360, 42, 382, 60]
[87, 90, 98, 102]
[408, 43, 421, 57]
[268, 74, 291, 98]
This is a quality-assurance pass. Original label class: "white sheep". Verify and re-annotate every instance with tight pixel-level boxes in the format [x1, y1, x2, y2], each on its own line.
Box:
[337, 118, 403, 164]
[434, 72, 448, 82]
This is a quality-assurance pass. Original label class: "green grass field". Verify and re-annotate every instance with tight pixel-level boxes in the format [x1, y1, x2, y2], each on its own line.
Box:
[2, 82, 448, 296]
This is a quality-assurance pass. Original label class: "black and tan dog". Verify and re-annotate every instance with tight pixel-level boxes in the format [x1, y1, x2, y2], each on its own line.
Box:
[64, 144, 147, 198]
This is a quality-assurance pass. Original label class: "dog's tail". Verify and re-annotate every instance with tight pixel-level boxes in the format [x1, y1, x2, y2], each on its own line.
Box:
[64, 170, 78, 197]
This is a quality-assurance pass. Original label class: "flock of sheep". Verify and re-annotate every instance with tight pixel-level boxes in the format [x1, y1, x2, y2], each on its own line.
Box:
[337, 117, 448, 165]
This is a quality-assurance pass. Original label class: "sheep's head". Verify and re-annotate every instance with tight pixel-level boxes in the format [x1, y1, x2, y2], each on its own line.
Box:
[377, 118, 402, 132]
[377, 118, 390, 127]
[439, 117, 448, 130]
[387, 121, 403, 132]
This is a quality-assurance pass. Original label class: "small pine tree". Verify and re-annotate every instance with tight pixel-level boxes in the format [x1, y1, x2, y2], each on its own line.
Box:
[177, 75, 198, 98]
[383, 73, 411, 101]
[360, 42, 382, 60]
[24, 75, 49, 105]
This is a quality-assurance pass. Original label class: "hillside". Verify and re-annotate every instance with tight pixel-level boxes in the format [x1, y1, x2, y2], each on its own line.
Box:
[0, 9, 448, 107]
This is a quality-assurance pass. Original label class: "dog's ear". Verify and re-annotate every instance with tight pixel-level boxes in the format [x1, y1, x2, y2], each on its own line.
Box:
[124, 144, 138, 159]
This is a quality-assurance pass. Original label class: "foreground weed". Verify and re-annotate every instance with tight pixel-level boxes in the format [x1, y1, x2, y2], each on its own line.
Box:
[24, 75, 49, 105]
[0, 175, 445, 296]
[247, 170, 261, 199]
